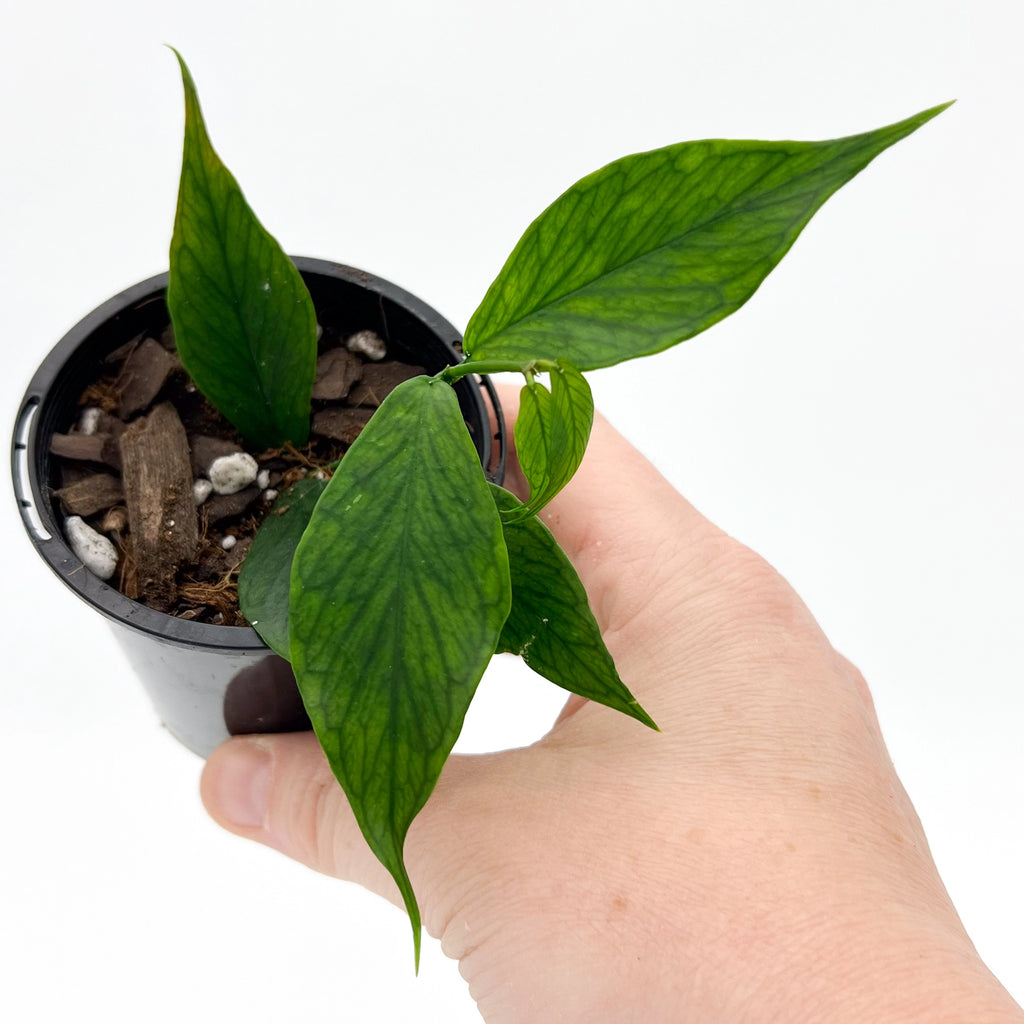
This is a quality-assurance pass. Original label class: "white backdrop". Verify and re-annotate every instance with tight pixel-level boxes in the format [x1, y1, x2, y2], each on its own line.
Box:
[2, 1, 1021, 1019]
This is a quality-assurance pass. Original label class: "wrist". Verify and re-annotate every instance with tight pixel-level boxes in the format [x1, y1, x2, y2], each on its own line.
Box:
[757, 907, 1023, 1023]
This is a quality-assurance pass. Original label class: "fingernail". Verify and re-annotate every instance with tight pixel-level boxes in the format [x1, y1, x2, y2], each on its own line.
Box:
[211, 740, 271, 829]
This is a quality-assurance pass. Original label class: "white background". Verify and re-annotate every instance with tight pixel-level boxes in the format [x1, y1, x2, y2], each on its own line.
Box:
[2, 0, 1021, 1019]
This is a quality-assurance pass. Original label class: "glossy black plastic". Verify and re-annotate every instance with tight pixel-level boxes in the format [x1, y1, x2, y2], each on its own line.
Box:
[12, 258, 505, 756]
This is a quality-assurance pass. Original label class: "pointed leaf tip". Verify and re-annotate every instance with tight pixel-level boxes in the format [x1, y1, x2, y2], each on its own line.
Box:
[493, 485, 657, 730]
[289, 379, 511, 963]
[166, 49, 317, 449]
[464, 104, 952, 371]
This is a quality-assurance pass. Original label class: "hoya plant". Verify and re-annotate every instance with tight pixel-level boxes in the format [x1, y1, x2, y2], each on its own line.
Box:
[165, 50, 946, 962]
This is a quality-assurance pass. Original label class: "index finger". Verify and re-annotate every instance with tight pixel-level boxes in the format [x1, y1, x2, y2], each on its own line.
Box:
[492, 381, 730, 641]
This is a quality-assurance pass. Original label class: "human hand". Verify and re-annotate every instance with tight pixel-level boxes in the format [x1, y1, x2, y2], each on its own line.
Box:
[201, 388, 1023, 1024]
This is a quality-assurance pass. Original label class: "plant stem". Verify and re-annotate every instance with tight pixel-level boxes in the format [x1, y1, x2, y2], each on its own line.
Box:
[437, 358, 555, 384]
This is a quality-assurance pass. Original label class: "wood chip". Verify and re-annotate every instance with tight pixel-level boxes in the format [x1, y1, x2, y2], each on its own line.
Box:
[54, 473, 124, 516]
[51, 433, 105, 462]
[59, 461, 94, 488]
[311, 406, 374, 444]
[203, 485, 261, 524]
[158, 323, 177, 352]
[104, 333, 143, 366]
[50, 432, 122, 469]
[95, 411, 127, 439]
[312, 347, 363, 400]
[119, 402, 199, 612]
[116, 337, 180, 418]
[347, 361, 426, 407]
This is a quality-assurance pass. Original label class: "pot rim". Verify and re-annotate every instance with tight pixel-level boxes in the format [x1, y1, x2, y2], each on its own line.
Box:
[11, 257, 504, 652]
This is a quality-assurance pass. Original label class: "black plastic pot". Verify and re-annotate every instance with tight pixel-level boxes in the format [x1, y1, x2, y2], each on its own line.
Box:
[12, 257, 505, 756]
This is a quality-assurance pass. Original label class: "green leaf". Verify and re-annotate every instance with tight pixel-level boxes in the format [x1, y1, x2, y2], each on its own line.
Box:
[166, 49, 317, 449]
[511, 360, 594, 522]
[289, 377, 511, 965]
[492, 485, 656, 730]
[237, 476, 329, 657]
[464, 104, 951, 370]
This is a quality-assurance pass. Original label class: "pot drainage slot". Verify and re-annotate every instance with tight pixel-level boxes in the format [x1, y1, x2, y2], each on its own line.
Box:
[12, 399, 52, 542]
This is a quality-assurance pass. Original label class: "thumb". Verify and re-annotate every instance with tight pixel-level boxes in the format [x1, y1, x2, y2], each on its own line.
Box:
[495, 381, 730, 642]
[200, 730, 524, 941]
[200, 732, 408, 905]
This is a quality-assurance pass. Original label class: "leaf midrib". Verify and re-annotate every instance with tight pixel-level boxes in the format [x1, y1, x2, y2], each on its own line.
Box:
[347, 401, 445, 809]
[474, 131, 882, 349]
[188, 103, 282, 435]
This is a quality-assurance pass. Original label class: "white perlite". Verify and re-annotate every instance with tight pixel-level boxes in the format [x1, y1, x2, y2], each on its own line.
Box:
[79, 407, 101, 436]
[208, 452, 259, 495]
[193, 478, 214, 505]
[220, 535, 237, 551]
[65, 516, 118, 580]
[256, 469, 271, 490]
[346, 329, 387, 361]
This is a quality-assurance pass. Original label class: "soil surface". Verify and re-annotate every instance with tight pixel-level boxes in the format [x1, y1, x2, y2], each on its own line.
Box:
[52, 321, 425, 624]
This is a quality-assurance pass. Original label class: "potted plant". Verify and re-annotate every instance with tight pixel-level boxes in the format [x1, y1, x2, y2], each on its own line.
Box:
[12, 48, 949, 964]
[13, 257, 504, 756]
